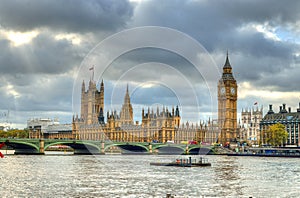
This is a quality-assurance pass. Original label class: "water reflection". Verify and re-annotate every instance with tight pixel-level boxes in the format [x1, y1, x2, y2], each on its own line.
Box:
[212, 156, 243, 197]
[0, 155, 299, 197]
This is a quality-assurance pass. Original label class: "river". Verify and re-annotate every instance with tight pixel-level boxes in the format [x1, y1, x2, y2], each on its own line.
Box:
[0, 154, 299, 197]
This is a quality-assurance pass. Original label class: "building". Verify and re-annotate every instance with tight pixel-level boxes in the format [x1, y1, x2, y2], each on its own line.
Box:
[80, 79, 104, 125]
[260, 103, 300, 146]
[241, 106, 263, 144]
[28, 118, 72, 139]
[218, 53, 238, 144]
[73, 79, 207, 144]
[120, 84, 134, 125]
[205, 118, 220, 143]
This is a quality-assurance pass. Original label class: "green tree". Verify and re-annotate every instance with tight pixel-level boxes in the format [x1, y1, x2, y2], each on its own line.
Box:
[0, 129, 29, 138]
[265, 123, 288, 146]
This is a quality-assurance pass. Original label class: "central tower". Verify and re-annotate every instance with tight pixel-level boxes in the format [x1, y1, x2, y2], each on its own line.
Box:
[218, 53, 238, 144]
[120, 84, 134, 125]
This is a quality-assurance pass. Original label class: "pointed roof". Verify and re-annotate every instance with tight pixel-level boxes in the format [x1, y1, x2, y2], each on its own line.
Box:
[124, 84, 130, 104]
[221, 51, 235, 81]
[223, 51, 232, 69]
[81, 80, 85, 91]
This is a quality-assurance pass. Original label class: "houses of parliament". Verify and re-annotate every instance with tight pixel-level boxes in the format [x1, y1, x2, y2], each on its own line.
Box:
[71, 54, 239, 145]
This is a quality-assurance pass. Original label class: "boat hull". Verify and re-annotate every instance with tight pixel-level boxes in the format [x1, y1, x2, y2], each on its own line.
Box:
[150, 162, 211, 167]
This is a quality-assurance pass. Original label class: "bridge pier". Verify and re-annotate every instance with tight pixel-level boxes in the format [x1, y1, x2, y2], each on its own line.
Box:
[39, 139, 45, 154]
[185, 145, 189, 155]
[101, 142, 105, 154]
[149, 144, 152, 154]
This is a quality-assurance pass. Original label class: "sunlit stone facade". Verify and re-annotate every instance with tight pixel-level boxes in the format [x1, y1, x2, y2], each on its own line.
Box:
[72, 81, 207, 143]
[241, 106, 263, 144]
[218, 54, 238, 144]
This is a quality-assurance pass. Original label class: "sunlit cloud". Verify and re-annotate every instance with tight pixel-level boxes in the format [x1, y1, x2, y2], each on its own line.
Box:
[6, 84, 20, 98]
[238, 23, 280, 41]
[55, 33, 81, 45]
[239, 81, 300, 101]
[5, 30, 39, 46]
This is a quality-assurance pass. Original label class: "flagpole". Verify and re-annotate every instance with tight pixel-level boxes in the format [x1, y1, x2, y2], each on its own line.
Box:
[92, 66, 94, 81]
[89, 66, 95, 81]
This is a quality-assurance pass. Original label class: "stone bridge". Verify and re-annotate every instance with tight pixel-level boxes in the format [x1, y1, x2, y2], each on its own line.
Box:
[0, 138, 212, 155]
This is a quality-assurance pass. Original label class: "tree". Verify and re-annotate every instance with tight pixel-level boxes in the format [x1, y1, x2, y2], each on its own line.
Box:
[265, 123, 288, 146]
[0, 129, 29, 138]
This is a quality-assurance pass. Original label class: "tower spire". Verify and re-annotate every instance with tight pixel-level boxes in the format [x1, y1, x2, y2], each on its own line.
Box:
[100, 79, 104, 92]
[224, 51, 231, 69]
[124, 83, 130, 104]
[120, 83, 133, 125]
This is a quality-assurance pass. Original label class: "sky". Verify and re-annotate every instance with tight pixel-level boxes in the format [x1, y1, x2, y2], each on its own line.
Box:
[0, 0, 299, 129]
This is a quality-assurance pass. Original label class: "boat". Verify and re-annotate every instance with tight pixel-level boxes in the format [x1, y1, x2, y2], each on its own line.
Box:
[150, 156, 211, 167]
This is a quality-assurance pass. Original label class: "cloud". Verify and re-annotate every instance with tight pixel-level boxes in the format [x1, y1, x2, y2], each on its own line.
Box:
[0, 0, 134, 33]
[0, 32, 87, 76]
[1, 0, 300, 127]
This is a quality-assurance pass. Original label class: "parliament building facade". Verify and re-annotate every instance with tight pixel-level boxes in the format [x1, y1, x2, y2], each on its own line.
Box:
[72, 80, 208, 143]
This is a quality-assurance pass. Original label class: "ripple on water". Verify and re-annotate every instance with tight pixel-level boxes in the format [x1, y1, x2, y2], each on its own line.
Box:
[0, 155, 299, 197]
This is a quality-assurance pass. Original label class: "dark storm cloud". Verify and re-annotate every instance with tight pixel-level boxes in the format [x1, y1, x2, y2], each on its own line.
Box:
[0, 73, 73, 112]
[132, 0, 300, 54]
[131, 0, 300, 90]
[0, 32, 86, 76]
[102, 48, 207, 83]
[0, 0, 134, 32]
[1, 0, 300, 127]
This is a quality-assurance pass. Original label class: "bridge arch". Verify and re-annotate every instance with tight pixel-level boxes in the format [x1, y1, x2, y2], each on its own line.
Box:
[4, 140, 40, 154]
[153, 144, 185, 154]
[105, 143, 149, 153]
[188, 146, 212, 155]
[45, 141, 100, 154]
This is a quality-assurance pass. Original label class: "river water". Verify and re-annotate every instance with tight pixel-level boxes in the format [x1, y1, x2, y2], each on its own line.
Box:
[0, 154, 299, 197]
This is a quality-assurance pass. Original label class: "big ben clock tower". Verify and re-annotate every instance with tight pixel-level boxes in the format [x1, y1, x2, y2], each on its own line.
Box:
[218, 53, 238, 144]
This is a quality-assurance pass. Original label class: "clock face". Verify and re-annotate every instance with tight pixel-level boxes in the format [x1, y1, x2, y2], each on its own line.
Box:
[230, 87, 235, 94]
[220, 87, 225, 95]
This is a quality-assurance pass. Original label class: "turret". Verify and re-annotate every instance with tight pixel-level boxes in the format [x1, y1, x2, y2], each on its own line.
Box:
[175, 106, 180, 117]
[98, 107, 105, 125]
[100, 79, 104, 92]
[81, 80, 85, 93]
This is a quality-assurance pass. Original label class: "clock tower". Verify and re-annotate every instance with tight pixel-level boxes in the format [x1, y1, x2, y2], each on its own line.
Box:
[218, 53, 238, 144]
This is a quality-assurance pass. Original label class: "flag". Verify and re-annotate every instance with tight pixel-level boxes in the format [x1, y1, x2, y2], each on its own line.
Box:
[89, 66, 94, 70]
[254, 102, 258, 105]
[0, 152, 3, 158]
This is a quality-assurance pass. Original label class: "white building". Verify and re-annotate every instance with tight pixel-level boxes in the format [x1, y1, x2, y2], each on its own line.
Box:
[27, 118, 72, 139]
[241, 106, 263, 143]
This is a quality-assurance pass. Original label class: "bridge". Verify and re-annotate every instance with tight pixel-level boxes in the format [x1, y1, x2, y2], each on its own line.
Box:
[0, 138, 212, 155]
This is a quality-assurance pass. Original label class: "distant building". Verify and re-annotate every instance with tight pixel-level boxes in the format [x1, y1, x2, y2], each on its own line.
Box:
[241, 106, 263, 144]
[260, 103, 300, 146]
[28, 118, 72, 139]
